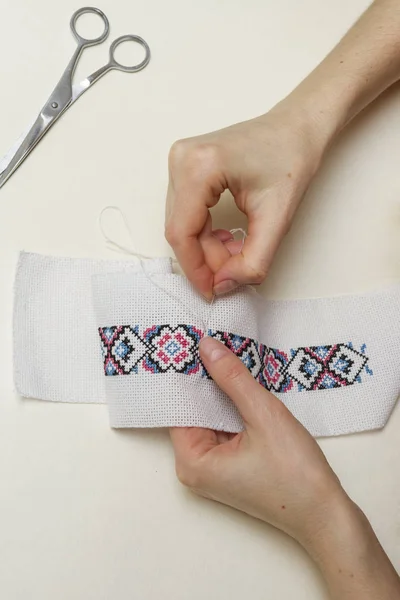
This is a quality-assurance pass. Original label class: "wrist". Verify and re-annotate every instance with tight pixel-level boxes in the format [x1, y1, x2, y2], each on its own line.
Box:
[301, 491, 400, 598]
[303, 492, 396, 583]
[259, 83, 345, 172]
[277, 71, 357, 158]
[290, 71, 360, 141]
[302, 492, 367, 562]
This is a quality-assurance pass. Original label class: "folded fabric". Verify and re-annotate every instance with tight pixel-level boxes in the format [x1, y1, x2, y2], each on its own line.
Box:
[13, 252, 171, 403]
[14, 251, 400, 437]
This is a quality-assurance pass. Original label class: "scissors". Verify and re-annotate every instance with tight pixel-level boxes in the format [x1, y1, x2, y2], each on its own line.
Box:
[0, 6, 151, 190]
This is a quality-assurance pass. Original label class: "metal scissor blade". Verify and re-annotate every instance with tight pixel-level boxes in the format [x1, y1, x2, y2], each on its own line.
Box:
[0, 78, 90, 190]
[0, 112, 56, 189]
[71, 78, 91, 103]
[0, 79, 91, 190]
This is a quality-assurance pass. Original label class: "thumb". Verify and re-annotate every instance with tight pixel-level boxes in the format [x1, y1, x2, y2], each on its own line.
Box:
[199, 336, 272, 427]
[213, 200, 289, 294]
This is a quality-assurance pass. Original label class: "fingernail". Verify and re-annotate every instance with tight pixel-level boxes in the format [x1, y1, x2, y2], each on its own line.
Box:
[200, 336, 229, 361]
[212, 231, 234, 243]
[201, 291, 214, 302]
[213, 280, 238, 295]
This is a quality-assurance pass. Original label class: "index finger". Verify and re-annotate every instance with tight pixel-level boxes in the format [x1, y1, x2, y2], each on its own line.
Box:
[165, 178, 214, 298]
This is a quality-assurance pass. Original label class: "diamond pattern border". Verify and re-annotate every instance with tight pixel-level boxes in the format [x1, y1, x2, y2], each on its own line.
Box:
[98, 326, 372, 393]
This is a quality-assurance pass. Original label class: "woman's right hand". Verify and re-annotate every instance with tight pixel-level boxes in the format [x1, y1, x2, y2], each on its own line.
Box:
[165, 102, 328, 299]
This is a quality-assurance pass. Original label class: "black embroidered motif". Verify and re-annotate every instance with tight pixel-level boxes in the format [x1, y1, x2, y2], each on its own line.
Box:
[98, 326, 373, 393]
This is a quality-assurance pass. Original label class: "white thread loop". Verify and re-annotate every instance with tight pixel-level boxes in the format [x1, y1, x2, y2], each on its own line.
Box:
[98, 205, 213, 333]
[98, 206, 247, 336]
[229, 228, 247, 253]
[99, 206, 153, 259]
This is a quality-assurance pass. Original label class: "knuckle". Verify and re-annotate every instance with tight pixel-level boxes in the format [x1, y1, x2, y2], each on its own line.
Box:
[175, 460, 203, 489]
[189, 142, 220, 167]
[169, 139, 220, 175]
[244, 261, 268, 284]
[189, 144, 221, 180]
[168, 139, 190, 168]
[164, 222, 179, 246]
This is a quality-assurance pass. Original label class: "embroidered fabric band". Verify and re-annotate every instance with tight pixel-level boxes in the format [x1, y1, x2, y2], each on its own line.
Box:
[13, 251, 400, 437]
[99, 324, 372, 393]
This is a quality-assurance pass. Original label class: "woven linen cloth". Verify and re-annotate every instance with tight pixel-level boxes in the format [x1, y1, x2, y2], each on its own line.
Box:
[14, 251, 400, 436]
[92, 271, 400, 436]
[13, 252, 172, 403]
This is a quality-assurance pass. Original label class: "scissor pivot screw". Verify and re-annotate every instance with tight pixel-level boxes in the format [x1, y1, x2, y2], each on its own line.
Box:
[51, 102, 59, 109]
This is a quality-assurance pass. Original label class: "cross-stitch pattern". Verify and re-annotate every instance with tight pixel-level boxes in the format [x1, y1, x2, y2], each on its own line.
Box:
[98, 325, 372, 393]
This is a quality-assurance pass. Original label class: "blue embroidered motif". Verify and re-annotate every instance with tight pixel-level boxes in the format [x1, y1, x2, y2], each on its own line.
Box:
[98, 326, 372, 393]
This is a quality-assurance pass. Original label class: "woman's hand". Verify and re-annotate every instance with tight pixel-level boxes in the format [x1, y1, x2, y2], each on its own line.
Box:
[170, 337, 400, 599]
[170, 336, 344, 545]
[165, 0, 400, 301]
[165, 104, 326, 299]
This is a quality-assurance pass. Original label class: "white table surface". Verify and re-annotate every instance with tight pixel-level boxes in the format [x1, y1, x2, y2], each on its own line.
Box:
[1, 1, 399, 598]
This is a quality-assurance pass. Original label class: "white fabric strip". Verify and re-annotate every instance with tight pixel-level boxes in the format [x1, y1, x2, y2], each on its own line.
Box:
[92, 271, 400, 436]
[13, 252, 400, 437]
[13, 252, 172, 404]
